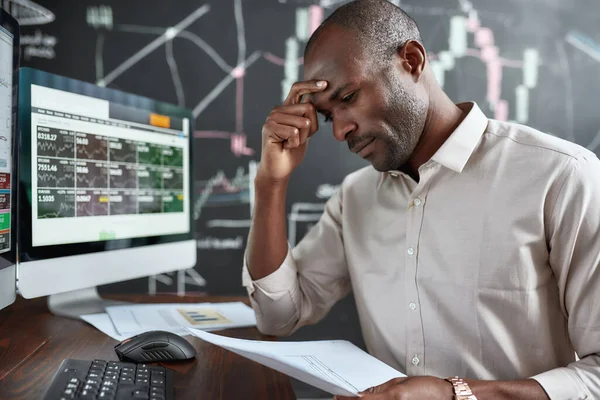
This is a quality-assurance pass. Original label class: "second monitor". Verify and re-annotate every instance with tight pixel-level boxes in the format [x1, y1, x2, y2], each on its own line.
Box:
[17, 68, 196, 318]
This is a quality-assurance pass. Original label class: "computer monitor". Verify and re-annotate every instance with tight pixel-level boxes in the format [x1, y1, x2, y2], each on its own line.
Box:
[17, 68, 196, 318]
[0, 9, 19, 311]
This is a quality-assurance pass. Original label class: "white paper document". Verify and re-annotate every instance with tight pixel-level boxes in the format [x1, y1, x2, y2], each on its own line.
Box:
[105, 302, 257, 336]
[186, 328, 405, 397]
[80, 313, 134, 342]
[81, 312, 194, 341]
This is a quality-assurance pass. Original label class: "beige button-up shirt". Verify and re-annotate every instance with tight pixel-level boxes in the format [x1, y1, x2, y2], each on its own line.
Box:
[242, 103, 600, 399]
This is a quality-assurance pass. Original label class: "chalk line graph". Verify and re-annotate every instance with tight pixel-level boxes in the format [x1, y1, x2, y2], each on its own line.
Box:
[80, 0, 600, 295]
[89, 2, 315, 159]
[88, 0, 600, 202]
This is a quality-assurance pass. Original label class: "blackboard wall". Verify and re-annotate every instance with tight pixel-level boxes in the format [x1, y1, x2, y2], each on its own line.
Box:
[6, 0, 600, 396]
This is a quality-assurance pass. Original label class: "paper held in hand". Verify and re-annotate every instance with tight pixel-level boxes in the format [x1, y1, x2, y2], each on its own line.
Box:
[186, 328, 406, 397]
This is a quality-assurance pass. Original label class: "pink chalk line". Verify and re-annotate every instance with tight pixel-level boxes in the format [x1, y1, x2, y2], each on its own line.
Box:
[262, 52, 304, 66]
[468, 14, 510, 121]
[194, 131, 255, 157]
[309, 5, 323, 36]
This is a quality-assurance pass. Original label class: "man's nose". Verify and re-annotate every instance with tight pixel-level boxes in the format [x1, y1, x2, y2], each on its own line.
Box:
[332, 117, 357, 142]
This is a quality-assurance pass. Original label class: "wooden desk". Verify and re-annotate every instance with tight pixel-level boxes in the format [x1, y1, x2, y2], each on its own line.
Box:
[0, 294, 296, 400]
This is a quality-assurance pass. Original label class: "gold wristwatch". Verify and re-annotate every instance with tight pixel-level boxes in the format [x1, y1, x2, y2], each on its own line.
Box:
[444, 376, 478, 400]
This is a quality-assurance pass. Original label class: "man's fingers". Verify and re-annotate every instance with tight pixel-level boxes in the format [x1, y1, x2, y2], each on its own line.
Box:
[267, 110, 311, 131]
[266, 109, 316, 144]
[283, 80, 327, 105]
[362, 377, 407, 394]
[264, 121, 299, 147]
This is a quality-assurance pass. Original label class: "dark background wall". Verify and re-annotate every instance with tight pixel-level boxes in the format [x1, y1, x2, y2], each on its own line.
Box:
[5, 0, 600, 397]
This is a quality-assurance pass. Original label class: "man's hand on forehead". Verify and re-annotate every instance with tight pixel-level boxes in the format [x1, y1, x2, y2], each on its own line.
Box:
[256, 79, 328, 183]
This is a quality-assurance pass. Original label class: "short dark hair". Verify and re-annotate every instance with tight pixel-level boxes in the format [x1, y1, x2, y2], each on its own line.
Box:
[305, 0, 423, 64]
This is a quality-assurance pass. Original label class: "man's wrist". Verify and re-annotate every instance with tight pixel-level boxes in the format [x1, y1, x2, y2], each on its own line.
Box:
[465, 378, 550, 400]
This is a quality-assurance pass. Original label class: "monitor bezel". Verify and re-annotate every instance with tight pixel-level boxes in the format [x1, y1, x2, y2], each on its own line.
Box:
[0, 8, 20, 309]
[18, 67, 195, 262]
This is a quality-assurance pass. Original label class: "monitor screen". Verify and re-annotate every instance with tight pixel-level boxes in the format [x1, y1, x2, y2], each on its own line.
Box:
[18, 68, 196, 300]
[0, 8, 18, 311]
[0, 25, 14, 255]
[29, 84, 190, 247]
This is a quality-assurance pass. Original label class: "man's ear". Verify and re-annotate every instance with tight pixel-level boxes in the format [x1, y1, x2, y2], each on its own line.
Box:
[396, 40, 426, 81]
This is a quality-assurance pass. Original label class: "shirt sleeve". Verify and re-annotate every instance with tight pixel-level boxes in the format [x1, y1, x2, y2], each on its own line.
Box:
[531, 153, 600, 400]
[241, 185, 351, 336]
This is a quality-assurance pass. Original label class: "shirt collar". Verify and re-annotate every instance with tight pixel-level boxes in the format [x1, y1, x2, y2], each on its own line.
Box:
[377, 102, 488, 187]
[429, 102, 488, 173]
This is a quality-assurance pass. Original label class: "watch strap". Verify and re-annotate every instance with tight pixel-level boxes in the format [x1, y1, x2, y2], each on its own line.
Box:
[444, 376, 478, 400]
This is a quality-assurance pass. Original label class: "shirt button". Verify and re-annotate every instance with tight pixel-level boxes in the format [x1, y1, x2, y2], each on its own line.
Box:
[389, 172, 399, 177]
[412, 355, 420, 365]
[413, 197, 422, 206]
[409, 302, 417, 311]
[407, 247, 415, 256]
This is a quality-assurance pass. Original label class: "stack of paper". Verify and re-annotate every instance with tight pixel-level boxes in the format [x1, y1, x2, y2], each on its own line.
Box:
[187, 328, 405, 397]
[81, 302, 257, 340]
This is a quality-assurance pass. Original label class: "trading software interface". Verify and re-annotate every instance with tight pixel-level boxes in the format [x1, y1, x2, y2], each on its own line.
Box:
[0, 26, 13, 254]
[31, 84, 190, 247]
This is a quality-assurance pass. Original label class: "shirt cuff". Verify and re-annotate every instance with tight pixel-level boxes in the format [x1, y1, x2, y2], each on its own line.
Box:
[531, 367, 590, 400]
[242, 245, 298, 300]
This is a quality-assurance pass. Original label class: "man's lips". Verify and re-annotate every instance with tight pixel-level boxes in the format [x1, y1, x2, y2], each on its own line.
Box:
[350, 138, 375, 154]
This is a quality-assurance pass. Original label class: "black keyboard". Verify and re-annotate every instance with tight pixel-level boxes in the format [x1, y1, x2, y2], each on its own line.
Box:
[43, 359, 173, 400]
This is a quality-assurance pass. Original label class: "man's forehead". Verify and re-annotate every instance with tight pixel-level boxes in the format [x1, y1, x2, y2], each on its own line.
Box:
[303, 45, 363, 81]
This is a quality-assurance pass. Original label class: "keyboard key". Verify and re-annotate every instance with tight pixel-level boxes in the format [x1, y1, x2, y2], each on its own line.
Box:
[46, 359, 171, 400]
[133, 389, 150, 399]
[151, 377, 164, 386]
[89, 368, 105, 376]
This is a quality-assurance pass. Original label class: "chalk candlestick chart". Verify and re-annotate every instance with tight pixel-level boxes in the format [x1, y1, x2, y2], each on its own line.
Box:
[429, 4, 539, 124]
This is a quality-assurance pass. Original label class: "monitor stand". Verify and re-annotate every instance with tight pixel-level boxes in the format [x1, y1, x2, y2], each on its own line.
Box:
[48, 287, 131, 319]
